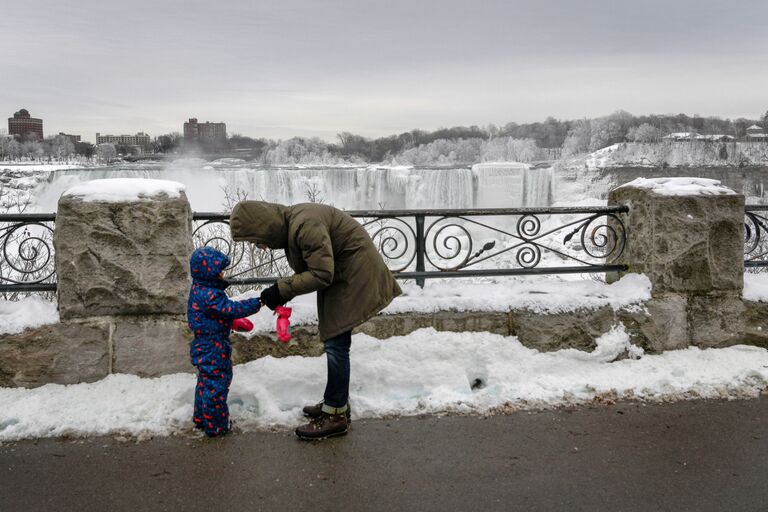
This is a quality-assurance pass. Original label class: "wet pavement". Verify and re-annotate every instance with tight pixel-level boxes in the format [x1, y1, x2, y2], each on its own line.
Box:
[1, 398, 766, 511]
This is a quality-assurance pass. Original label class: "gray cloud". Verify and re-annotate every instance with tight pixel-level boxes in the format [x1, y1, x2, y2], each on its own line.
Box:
[2, 0, 766, 141]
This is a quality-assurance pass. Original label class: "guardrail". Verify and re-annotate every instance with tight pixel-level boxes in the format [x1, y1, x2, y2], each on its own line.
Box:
[193, 206, 629, 288]
[0, 206, 632, 294]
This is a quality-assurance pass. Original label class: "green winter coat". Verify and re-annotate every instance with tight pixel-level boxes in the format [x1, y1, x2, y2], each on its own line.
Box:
[229, 201, 402, 341]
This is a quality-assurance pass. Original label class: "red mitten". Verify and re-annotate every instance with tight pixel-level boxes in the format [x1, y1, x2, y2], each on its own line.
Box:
[232, 318, 254, 332]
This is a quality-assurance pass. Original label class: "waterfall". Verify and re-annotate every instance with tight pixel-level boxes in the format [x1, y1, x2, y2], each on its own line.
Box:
[472, 162, 553, 207]
[29, 160, 554, 212]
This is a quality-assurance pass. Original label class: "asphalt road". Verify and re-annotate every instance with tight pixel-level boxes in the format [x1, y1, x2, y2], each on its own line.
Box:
[1, 398, 766, 512]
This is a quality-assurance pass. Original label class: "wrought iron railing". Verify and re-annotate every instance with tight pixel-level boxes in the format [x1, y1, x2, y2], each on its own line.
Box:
[0, 213, 57, 294]
[745, 205, 768, 268]
[0, 207, 630, 295]
[194, 206, 629, 288]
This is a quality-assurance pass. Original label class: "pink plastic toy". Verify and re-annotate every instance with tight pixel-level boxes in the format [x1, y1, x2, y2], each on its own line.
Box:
[275, 305, 292, 343]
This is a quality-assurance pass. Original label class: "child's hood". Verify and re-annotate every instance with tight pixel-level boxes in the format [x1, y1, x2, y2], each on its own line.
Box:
[190, 247, 230, 285]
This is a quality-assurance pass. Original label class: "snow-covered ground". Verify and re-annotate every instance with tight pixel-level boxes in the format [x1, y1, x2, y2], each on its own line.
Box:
[1, 273, 767, 442]
[1, 326, 767, 441]
[0, 161, 90, 173]
[575, 142, 768, 170]
[0, 162, 93, 210]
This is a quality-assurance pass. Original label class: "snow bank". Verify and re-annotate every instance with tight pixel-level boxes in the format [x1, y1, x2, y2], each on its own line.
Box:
[2, 326, 767, 441]
[618, 177, 736, 196]
[237, 274, 652, 335]
[0, 274, 651, 337]
[743, 273, 768, 302]
[386, 274, 651, 315]
[62, 178, 185, 202]
[0, 297, 59, 334]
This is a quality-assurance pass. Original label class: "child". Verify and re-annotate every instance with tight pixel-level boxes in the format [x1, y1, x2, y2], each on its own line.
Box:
[187, 247, 261, 437]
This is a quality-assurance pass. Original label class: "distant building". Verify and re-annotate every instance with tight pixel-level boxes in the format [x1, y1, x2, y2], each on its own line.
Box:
[662, 132, 736, 143]
[183, 118, 227, 143]
[662, 132, 700, 142]
[95, 132, 151, 146]
[695, 134, 735, 142]
[8, 108, 44, 140]
[58, 132, 81, 144]
[746, 124, 768, 142]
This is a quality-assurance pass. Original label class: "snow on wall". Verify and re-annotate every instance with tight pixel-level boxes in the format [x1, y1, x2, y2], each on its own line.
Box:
[0, 296, 59, 335]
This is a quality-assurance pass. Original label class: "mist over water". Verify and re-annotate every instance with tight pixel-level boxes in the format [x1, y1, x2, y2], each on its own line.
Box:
[31, 159, 556, 212]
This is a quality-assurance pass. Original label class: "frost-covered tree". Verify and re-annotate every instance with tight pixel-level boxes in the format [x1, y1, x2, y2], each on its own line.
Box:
[96, 143, 117, 163]
[561, 120, 592, 157]
[588, 118, 624, 151]
[482, 137, 541, 162]
[45, 135, 75, 160]
[627, 123, 660, 143]
[0, 136, 21, 160]
[21, 139, 44, 160]
[261, 137, 357, 166]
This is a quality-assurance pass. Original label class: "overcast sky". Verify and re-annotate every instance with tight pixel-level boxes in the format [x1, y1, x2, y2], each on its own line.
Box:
[2, 0, 766, 142]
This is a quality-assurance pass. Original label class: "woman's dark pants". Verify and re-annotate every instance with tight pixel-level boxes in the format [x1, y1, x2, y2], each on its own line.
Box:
[323, 330, 352, 408]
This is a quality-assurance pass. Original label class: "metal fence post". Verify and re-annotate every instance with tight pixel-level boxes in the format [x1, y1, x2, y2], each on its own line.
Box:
[415, 214, 426, 288]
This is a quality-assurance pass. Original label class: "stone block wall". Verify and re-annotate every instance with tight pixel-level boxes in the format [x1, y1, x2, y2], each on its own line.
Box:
[0, 189, 196, 386]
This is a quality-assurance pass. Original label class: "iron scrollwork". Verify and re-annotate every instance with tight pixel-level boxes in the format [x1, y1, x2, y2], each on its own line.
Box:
[419, 209, 626, 273]
[745, 208, 768, 266]
[360, 217, 417, 272]
[0, 216, 56, 290]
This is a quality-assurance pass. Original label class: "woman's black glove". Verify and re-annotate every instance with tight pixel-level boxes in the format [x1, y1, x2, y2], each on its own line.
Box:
[260, 284, 286, 311]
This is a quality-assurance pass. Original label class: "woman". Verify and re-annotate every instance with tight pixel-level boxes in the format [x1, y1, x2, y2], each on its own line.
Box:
[230, 201, 402, 439]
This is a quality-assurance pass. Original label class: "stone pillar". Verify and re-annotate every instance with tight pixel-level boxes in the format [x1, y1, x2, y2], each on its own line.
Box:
[609, 178, 745, 350]
[52, 180, 195, 377]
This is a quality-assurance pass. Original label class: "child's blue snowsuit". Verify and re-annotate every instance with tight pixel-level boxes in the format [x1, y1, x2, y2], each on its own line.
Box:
[187, 247, 261, 437]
